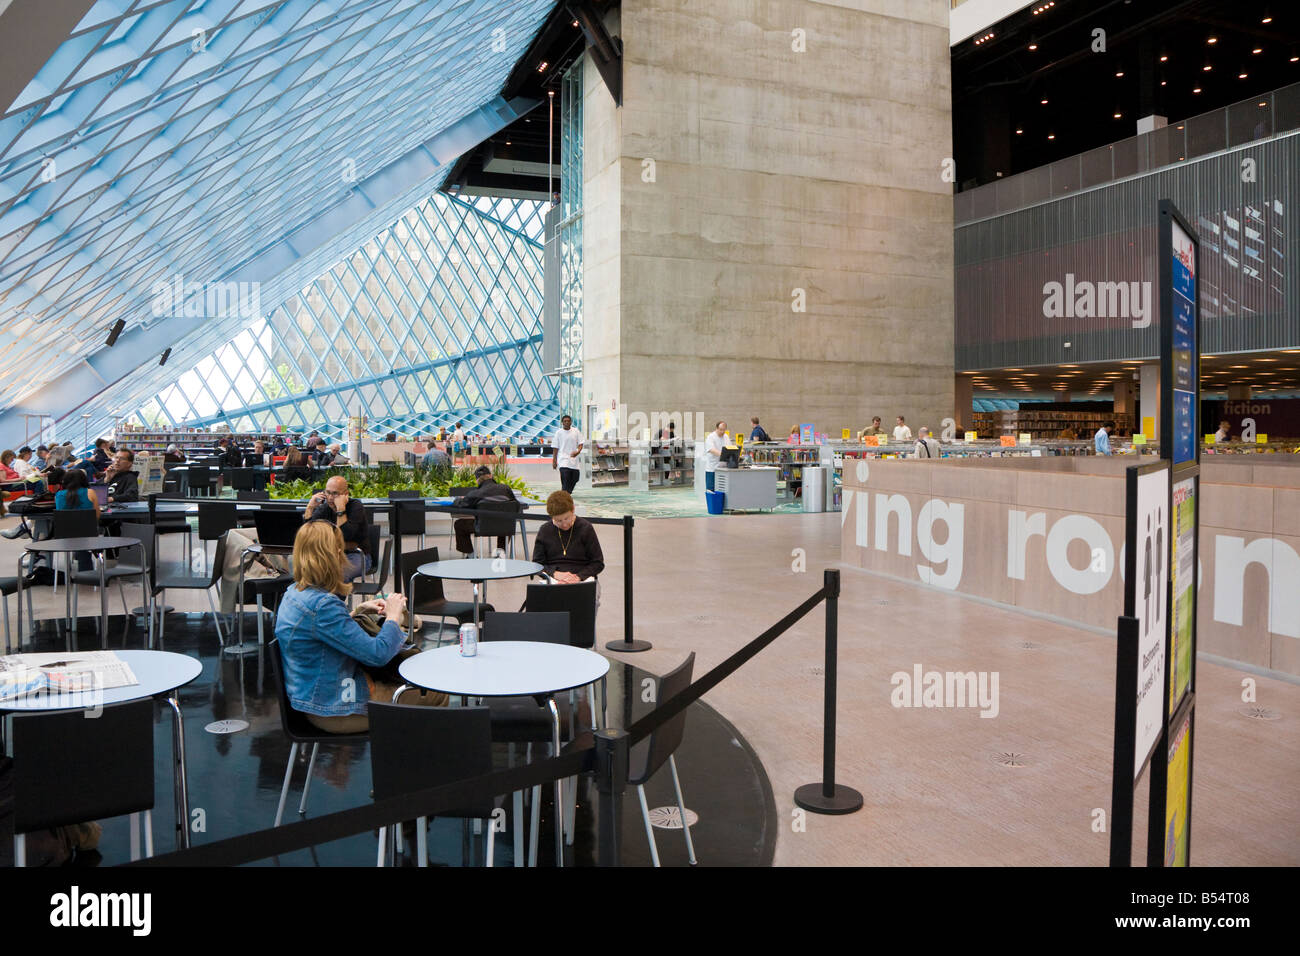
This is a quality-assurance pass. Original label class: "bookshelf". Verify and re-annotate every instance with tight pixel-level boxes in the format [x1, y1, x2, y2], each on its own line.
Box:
[115, 426, 300, 456]
[629, 441, 694, 490]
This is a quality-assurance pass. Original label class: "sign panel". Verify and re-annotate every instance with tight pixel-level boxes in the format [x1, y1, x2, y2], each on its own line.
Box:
[1132, 465, 1170, 777]
[1166, 215, 1199, 467]
[1164, 708, 1193, 866]
[800, 423, 815, 444]
[1169, 477, 1196, 716]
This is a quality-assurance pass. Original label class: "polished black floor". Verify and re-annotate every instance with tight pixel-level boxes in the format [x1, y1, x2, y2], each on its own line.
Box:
[8, 610, 775, 867]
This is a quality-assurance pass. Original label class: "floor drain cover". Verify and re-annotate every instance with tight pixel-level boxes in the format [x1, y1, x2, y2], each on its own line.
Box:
[1018, 641, 1043, 649]
[205, 719, 250, 735]
[877, 600, 890, 606]
[990, 751, 1031, 767]
[648, 806, 698, 830]
[1238, 706, 1282, 721]
[808, 665, 824, 676]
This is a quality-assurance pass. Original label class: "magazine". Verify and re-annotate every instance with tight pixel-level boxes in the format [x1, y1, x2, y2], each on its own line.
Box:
[0, 651, 139, 703]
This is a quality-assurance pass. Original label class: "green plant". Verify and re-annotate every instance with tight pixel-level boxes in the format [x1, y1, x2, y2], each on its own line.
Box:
[265, 461, 536, 500]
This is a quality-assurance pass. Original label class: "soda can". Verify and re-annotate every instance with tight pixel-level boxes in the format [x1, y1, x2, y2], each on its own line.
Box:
[458, 622, 478, 657]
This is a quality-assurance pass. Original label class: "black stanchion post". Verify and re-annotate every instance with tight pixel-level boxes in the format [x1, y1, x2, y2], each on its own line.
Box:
[607, 514, 650, 652]
[594, 728, 629, 866]
[794, 569, 863, 815]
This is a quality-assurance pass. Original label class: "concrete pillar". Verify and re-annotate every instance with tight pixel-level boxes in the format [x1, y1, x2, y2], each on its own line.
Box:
[1113, 379, 1135, 417]
[1139, 364, 1160, 439]
[953, 375, 974, 430]
[1227, 384, 1252, 400]
[580, 0, 954, 441]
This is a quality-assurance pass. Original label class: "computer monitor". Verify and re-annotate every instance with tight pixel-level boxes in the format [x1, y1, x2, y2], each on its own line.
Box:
[721, 446, 740, 468]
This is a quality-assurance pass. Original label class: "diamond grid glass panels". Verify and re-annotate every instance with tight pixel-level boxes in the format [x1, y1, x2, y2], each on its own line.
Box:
[104, 192, 559, 442]
[0, 0, 557, 415]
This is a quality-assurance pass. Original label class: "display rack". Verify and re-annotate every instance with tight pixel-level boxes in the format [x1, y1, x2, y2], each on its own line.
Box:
[586, 442, 630, 487]
[629, 441, 694, 490]
[971, 409, 1135, 440]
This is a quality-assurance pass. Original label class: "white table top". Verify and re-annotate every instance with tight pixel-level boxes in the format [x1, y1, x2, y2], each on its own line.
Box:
[0, 650, 202, 711]
[398, 641, 609, 697]
[416, 558, 542, 582]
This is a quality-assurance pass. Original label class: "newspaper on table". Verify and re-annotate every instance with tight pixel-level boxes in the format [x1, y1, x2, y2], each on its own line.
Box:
[0, 651, 139, 703]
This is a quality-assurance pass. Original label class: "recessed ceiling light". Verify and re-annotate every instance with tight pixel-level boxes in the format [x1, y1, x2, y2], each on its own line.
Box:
[1203, 64, 1213, 71]
[1160, 54, 1169, 62]
[1261, 101, 1269, 107]
[1177, 125, 1185, 129]
[1239, 72, 1249, 79]
[1253, 48, 1263, 54]
[1041, 98, 1049, 105]
[1161, 80, 1167, 86]
[1263, 16, 1273, 24]
[1047, 133, 1055, 139]
[1114, 112, 1123, 118]
[1208, 37, 1218, 44]
[1028, 43, 1038, 51]
[1193, 88, 1202, 94]
[1116, 71, 1125, 77]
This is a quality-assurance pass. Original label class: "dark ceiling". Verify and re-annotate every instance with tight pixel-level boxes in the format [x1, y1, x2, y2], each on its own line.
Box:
[952, 0, 1300, 190]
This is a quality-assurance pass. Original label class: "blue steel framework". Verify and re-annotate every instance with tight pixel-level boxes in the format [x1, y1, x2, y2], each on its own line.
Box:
[0, 0, 557, 445]
[556, 58, 584, 430]
[114, 193, 558, 443]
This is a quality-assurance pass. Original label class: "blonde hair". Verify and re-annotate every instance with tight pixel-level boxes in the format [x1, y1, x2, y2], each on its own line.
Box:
[292, 520, 351, 597]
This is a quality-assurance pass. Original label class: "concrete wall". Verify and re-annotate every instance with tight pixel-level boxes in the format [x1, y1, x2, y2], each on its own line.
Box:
[841, 458, 1300, 677]
[581, 0, 955, 441]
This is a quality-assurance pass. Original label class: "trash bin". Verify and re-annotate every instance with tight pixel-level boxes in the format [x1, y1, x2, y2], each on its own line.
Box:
[802, 466, 826, 513]
[706, 490, 726, 515]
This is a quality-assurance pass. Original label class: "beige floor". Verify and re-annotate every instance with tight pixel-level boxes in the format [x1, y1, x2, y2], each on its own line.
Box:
[5, 509, 1297, 866]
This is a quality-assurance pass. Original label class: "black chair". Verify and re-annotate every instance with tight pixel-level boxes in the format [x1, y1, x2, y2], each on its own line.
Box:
[446, 486, 475, 551]
[229, 468, 257, 492]
[630, 652, 698, 866]
[234, 490, 265, 528]
[11, 700, 155, 865]
[197, 501, 238, 572]
[43, 509, 99, 596]
[368, 703, 498, 867]
[351, 525, 391, 603]
[153, 532, 227, 647]
[523, 580, 598, 648]
[69, 521, 154, 646]
[388, 496, 426, 551]
[400, 546, 490, 645]
[147, 493, 193, 565]
[267, 638, 368, 826]
[473, 499, 521, 558]
[186, 466, 216, 498]
[0, 576, 34, 654]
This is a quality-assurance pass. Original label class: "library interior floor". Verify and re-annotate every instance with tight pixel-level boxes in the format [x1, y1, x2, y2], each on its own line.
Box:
[2, 507, 1296, 866]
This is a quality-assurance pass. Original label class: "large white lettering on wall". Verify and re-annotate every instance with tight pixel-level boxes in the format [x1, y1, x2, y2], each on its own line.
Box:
[1214, 536, 1300, 638]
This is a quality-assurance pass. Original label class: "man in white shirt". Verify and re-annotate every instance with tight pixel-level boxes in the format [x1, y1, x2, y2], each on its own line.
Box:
[892, 416, 913, 443]
[703, 420, 728, 491]
[1213, 420, 1230, 443]
[552, 414, 585, 492]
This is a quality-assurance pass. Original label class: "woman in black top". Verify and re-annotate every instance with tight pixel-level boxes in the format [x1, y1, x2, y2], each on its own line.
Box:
[530, 490, 604, 581]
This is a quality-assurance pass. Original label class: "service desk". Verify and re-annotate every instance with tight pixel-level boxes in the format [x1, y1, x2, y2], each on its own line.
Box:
[713, 466, 778, 511]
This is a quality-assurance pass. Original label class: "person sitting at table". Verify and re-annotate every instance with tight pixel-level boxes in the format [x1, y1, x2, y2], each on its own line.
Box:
[11, 447, 47, 494]
[421, 443, 451, 470]
[328, 443, 349, 466]
[244, 440, 267, 467]
[276, 521, 445, 733]
[0, 449, 43, 495]
[278, 446, 313, 483]
[531, 490, 604, 584]
[103, 448, 139, 503]
[452, 465, 517, 557]
[55, 467, 99, 571]
[163, 443, 187, 464]
[304, 475, 370, 581]
[89, 438, 113, 477]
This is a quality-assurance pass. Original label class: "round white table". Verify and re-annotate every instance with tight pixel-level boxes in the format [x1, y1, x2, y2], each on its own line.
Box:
[411, 559, 542, 637]
[397, 642, 609, 868]
[1, 649, 203, 851]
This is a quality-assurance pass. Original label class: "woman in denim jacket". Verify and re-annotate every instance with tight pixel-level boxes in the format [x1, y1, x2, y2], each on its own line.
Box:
[276, 520, 442, 733]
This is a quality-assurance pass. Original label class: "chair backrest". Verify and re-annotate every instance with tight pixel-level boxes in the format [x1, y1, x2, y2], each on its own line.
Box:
[197, 500, 238, 541]
[632, 652, 696, 787]
[205, 534, 228, 587]
[50, 507, 98, 540]
[387, 489, 421, 498]
[11, 699, 154, 833]
[367, 703, 493, 819]
[449, 486, 475, 497]
[230, 468, 256, 491]
[398, 546, 442, 601]
[372, 538, 393, 590]
[388, 498, 426, 535]
[266, 637, 363, 742]
[186, 466, 214, 495]
[237, 490, 270, 501]
[482, 610, 569, 645]
[523, 580, 597, 649]
[116, 522, 156, 578]
[474, 498, 520, 537]
[365, 523, 382, 569]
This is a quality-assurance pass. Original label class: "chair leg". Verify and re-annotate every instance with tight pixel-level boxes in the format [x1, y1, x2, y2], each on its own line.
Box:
[2, 593, 10, 655]
[513, 789, 524, 868]
[157, 590, 167, 648]
[376, 825, 386, 867]
[130, 812, 141, 862]
[528, 784, 541, 867]
[15, 833, 24, 867]
[486, 815, 495, 867]
[298, 742, 319, 815]
[417, 817, 428, 867]
[275, 742, 298, 826]
[206, 587, 225, 647]
[668, 755, 697, 865]
[637, 784, 661, 867]
[144, 808, 154, 858]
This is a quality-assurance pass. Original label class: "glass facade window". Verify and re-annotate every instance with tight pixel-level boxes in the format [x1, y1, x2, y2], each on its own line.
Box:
[557, 58, 585, 431]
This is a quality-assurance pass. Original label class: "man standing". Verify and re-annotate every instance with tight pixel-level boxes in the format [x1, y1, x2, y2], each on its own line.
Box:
[304, 475, 370, 580]
[892, 416, 912, 443]
[1095, 420, 1115, 456]
[913, 427, 940, 459]
[552, 414, 584, 493]
[703, 420, 728, 491]
[749, 417, 771, 442]
[859, 417, 887, 441]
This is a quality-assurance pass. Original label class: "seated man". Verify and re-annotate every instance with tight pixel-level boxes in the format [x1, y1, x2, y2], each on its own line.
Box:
[10, 447, 47, 494]
[452, 464, 517, 557]
[304, 475, 370, 581]
[103, 448, 140, 503]
[327, 443, 349, 466]
[421, 443, 451, 469]
[531, 490, 604, 583]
